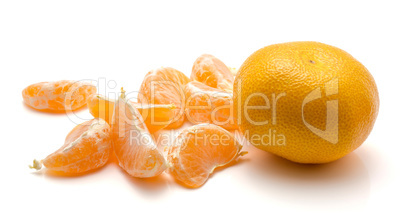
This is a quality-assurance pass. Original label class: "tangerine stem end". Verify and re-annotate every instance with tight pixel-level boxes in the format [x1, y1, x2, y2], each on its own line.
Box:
[29, 159, 43, 170]
[120, 87, 126, 99]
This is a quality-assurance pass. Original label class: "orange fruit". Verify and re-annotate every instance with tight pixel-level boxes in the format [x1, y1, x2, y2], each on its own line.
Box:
[184, 81, 237, 130]
[191, 54, 234, 92]
[22, 80, 96, 112]
[87, 94, 176, 133]
[167, 124, 246, 188]
[29, 118, 112, 174]
[138, 67, 190, 129]
[234, 41, 379, 163]
[112, 88, 167, 178]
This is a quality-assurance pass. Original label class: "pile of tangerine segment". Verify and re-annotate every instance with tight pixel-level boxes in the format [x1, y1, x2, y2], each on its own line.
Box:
[25, 54, 246, 188]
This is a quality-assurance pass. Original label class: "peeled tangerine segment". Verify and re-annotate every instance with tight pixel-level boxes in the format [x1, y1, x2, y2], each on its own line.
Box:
[184, 81, 237, 130]
[167, 124, 246, 188]
[30, 118, 112, 174]
[138, 67, 190, 129]
[112, 90, 167, 178]
[87, 94, 176, 133]
[191, 54, 234, 92]
[22, 80, 96, 112]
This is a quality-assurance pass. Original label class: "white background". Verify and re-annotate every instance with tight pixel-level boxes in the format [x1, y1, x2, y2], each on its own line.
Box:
[1, 0, 401, 221]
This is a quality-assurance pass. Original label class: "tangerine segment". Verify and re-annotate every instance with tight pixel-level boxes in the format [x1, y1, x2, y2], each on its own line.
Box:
[22, 80, 96, 112]
[191, 54, 234, 92]
[30, 118, 112, 174]
[139, 103, 177, 133]
[167, 124, 246, 188]
[87, 94, 176, 133]
[112, 89, 167, 178]
[184, 81, 237, 130]
[87, 94, 115, 124]
[138, 67, 190, 129]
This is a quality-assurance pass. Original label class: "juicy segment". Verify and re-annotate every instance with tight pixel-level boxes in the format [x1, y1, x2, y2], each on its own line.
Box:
[87, 94, 115, 124]
[22, 80, 96, 112]
[138, 103, 176, 133]
[138, 67, 190, 129]
[167, 124, 245, 188]
[184, 81, 237, 130]
[112, 90, 167, 178]
[191, 54, 234, 92]
[35, 118, 112, 174]
[87, 94, 176, 133]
